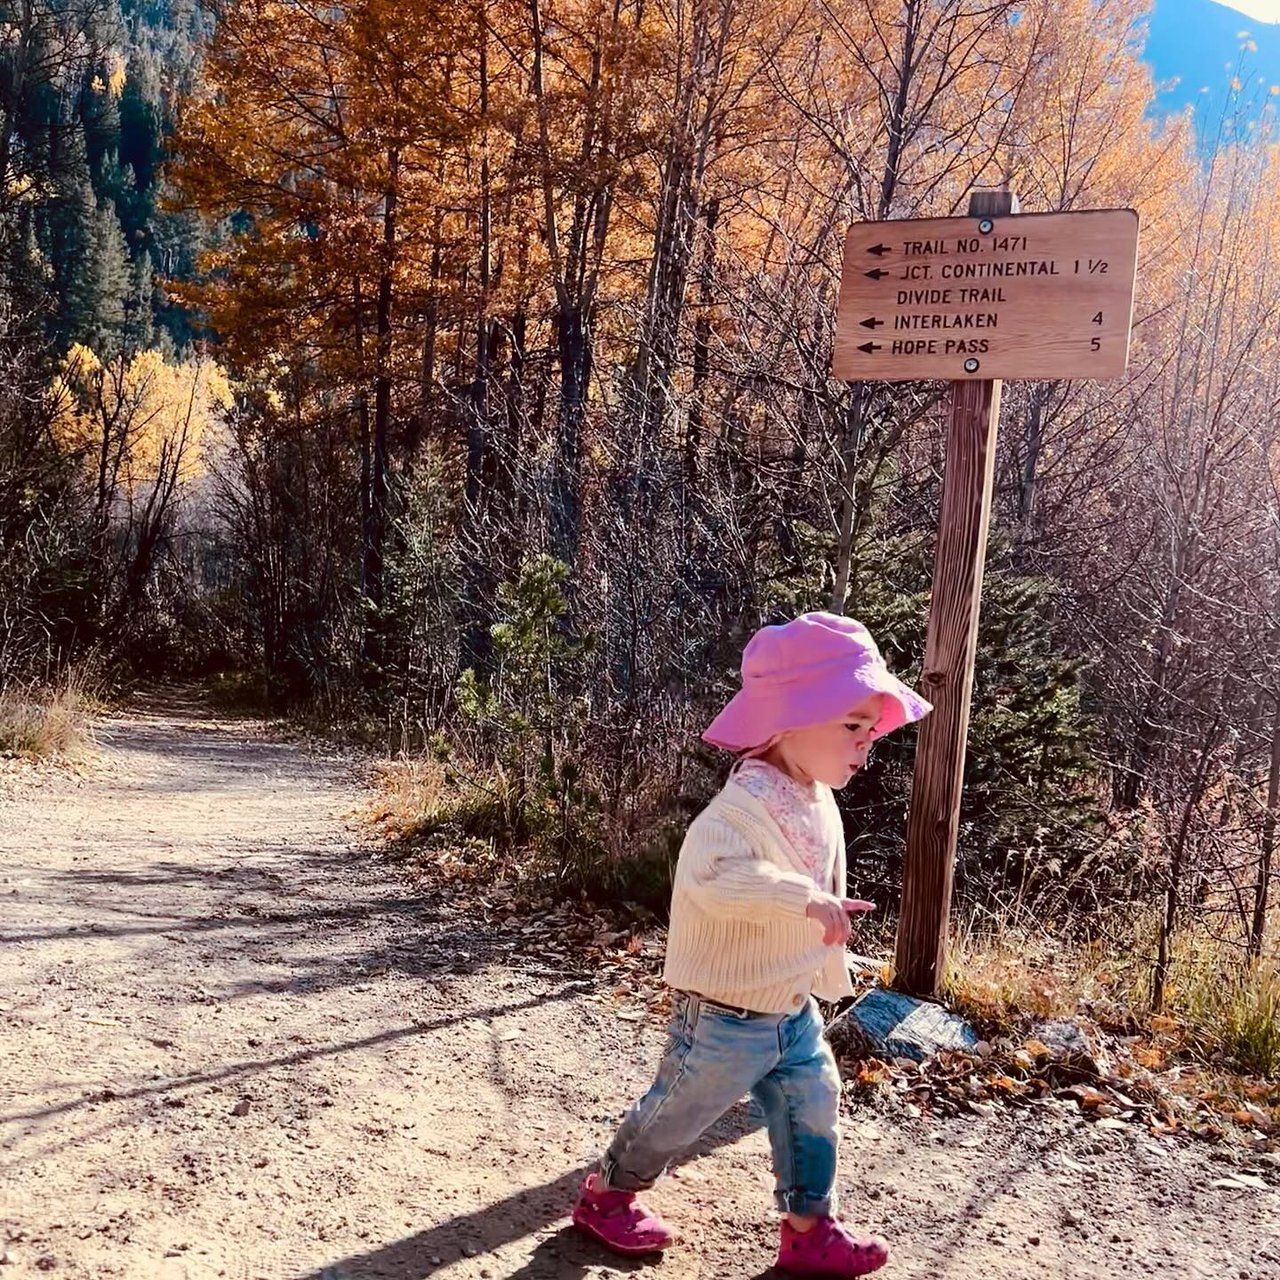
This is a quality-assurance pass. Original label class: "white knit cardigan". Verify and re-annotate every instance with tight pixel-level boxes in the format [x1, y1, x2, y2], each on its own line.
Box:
[662, 779, 856, 1014]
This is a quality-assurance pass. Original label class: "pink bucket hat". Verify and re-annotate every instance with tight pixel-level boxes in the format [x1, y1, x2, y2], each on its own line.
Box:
[702, 612, 932, 753]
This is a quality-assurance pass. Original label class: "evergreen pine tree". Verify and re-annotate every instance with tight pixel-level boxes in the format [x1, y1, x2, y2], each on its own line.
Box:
[127, 252, 156, 349]
[89, 198, 131, 354]
[54, 172, 102, 347]
[118, 55, 163, 195]
[63, 189, 131, 355]
[5, 213, 54, 335]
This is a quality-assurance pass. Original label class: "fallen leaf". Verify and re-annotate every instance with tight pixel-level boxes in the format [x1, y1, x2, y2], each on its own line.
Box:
[1230, 1103, 1270, 1129]
[856, 1062, 892, 1086]
[1071, 1086, 1109, 1109]
[991, 1075, 1023, 1094]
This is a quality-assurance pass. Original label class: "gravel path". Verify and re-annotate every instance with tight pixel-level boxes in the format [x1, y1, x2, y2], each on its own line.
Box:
[2, 693, 1277, 1279]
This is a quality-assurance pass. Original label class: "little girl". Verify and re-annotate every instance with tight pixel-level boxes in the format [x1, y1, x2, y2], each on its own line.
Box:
[572, 612, 930, 1277]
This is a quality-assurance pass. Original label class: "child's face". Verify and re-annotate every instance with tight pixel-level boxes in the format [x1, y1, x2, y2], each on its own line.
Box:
[777, 695, 886, 789]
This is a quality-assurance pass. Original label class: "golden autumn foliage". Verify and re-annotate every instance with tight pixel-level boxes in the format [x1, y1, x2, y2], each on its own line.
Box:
[165, 0, 1280, 599]
[53, 344, 233, 493]
[170, 0, 1220, 406]
[165, 0, 1280, 625]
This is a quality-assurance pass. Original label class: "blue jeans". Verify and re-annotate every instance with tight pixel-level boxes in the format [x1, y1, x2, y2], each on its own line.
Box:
[599, 992, 841, 1217]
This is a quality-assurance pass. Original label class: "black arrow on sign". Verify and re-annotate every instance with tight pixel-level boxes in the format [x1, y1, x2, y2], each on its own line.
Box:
[866, 243, 891, 257]
[864, 268, 889, 280]
[858, 342, 882, 354]
[860, 317, 884, 329]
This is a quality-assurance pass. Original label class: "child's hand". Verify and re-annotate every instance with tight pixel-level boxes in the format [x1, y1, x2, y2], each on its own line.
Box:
[806, 895, 877, 946]
[806, 894, 849, 946]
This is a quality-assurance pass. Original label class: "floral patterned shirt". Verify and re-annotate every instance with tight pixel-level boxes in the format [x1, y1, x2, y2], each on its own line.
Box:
[732, 758, 838, 888]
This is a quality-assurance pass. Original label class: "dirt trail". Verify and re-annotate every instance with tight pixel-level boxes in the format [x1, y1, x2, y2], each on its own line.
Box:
[2, 694, 1278, 1280]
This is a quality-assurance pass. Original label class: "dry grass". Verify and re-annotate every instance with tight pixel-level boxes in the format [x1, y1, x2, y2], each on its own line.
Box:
[367, 754, 456, 839]
[365, 752, 514, 881]
[0, 679, 97, 760]
[1176, 953, 1280, 1079]
[373, 753, 1280, 1078]
[945, 910, 1280, 1079]
[943, 917, 1137, 1032]
[367, 749, 682, 911]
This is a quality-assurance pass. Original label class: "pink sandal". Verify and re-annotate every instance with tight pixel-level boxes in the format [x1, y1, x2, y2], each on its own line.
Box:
[776, 1217, 889, 1276]
[572, 1172, 674, 1256]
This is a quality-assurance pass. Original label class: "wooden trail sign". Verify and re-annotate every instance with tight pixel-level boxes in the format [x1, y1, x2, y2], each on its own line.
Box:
[833, 207, 1139, 382]
[831, 192, 1141, 999]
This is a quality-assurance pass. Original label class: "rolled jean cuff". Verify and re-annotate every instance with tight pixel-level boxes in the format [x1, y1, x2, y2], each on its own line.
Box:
[775, 1188, 835, 1217]
[597, 1150, 657, 1194]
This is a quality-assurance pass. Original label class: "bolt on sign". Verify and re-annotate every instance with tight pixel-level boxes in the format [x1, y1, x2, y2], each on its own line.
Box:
[833, 208, 1140, 382]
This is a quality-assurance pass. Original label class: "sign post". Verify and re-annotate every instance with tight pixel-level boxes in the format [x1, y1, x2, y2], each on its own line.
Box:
[832, 191, 1139, 999]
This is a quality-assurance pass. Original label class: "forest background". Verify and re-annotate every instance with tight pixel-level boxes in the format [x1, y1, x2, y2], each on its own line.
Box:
[2, 0, 1279, 1072]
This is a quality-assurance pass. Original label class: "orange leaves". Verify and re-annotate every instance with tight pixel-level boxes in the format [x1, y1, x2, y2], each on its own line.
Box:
[1021, 1037, 1053, 1062]
[854, 1059, 893, 1088]
[829, 1009, 1280, 1146]
[169, 0, 1233, 428]
[172, 0, 487, 373]
[1064, 1084, 1111, 1110]
[989, 1073, 1030, 1098]
[1133, 1044, 1168, 1071]
[1230, 1104, 1270, 1129]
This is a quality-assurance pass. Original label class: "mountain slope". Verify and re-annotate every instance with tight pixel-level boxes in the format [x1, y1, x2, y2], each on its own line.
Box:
[1145, 0, 1280, 129]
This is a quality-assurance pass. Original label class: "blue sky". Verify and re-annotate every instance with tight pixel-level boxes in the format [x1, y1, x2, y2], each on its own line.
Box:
[1144, 0, 1280, 129]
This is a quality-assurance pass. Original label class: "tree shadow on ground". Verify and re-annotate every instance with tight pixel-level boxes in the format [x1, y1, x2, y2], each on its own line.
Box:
[0, 983, 585, 1128]
[7, 692, 596, 1010]
[6, 872, 586, 1009]
[91, 714, 337, 793]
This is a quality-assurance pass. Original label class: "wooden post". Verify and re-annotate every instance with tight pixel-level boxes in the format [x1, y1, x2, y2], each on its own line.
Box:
[893, 189, 1018, 999]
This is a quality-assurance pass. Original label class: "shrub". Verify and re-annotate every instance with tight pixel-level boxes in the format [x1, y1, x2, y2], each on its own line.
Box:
[0, 679, 95, 759]
[1179, 955, 1280, 1079]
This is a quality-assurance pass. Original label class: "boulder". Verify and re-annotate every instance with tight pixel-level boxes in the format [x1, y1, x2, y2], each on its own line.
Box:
[827, 988, 978, 1063]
